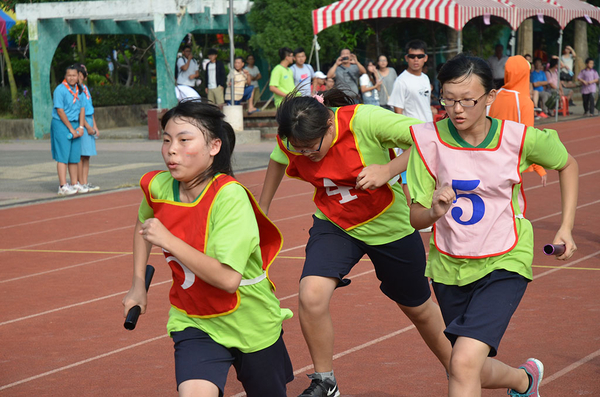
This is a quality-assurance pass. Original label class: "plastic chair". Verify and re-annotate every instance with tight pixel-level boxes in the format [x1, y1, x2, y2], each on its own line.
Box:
[559, 96, 569, 116]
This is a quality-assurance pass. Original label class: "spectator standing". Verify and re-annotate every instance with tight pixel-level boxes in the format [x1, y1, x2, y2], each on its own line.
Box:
[530, 58, 551, 117]
[326, 48, 366, 99]
[204, 48, 226, 106]
[225, 57, 259, 114]
[388, 40, 433, 225]
[577, 58, 599, 117]
[244, 54, 262, 105]
[488, 55, 547, 186]
[488, 44, 509, 89]
[176, 45, 200, 88]
[51, 65, 85, 196]
[76, 64, 101, 192]
[359, 59, 381, 105]
[291, 47, 315, 96]
[375, 54, 397, 111]
[388, 40, 433, 121]
[269, 47, 296, 108]
[559, 46, 576, 86]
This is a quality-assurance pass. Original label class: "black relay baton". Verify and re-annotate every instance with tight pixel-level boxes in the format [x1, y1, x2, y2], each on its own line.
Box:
[124, 265, 155, 330]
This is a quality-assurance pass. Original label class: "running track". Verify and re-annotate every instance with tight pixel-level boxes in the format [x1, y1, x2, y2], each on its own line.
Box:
[1, 118, 599, 396]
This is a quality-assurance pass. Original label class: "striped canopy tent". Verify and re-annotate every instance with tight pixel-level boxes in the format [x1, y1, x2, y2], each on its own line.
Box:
[310, 0, 600, 68]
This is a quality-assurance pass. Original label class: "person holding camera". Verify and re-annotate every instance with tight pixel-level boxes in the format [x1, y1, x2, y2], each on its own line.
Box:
[326, 49, 366, 99]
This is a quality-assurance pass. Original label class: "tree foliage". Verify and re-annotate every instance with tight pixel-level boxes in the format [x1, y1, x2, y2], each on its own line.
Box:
[247, 0, 342, 68]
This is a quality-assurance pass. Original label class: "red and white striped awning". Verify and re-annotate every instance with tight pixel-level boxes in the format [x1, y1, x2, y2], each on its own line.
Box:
[312, 0, 600, 34]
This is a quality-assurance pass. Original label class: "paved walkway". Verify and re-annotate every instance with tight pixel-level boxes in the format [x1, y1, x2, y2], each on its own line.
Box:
[0, 108, 593, 208]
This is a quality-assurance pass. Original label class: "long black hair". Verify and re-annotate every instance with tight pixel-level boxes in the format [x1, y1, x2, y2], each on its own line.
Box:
[437, 54, 494, 94]
[161, 100, 235, 187]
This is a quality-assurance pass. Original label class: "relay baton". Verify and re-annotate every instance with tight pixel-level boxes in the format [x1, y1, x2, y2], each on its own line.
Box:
[124, 265, 155, 330]
[543, 244, 566, 256]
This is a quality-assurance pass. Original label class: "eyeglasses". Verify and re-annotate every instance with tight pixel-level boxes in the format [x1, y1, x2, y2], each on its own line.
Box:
[287, 135, 325, 154]
[440, 92, 488, 108]
[406, 54, 426, 59]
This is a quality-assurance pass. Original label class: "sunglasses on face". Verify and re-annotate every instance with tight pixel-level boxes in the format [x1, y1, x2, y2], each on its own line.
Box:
[407, 54, 426, 59]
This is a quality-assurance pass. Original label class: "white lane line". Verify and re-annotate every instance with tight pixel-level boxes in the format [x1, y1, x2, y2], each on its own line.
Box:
[0, 203, 139, 230]
[541, 348, 600, 386]
[524, 169, 600, 192]
[0, 253, 131, 284]
[0, 279, 171, 327]
[0, 335, 168, 391]
[528, 199, 600, 223]
[229, 324, 417, 397]
[0, 225, 133, 252]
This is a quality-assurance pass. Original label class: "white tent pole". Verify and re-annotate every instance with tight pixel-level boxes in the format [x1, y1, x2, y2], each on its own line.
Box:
[315, 35, 320, 72]
[457, 30, 463, 54]
[555, 29, 563, 123]
[229, 0, 235, 103]
[510, 30, 516, 56]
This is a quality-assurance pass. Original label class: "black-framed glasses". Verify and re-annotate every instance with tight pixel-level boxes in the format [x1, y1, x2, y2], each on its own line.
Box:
[440, 92, 488, 108]
[287, 135, 325, 154]
[407, 54, 426, 59]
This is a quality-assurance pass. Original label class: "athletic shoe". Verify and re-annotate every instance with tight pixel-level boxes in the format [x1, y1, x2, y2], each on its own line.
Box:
[538, 112, 548, 118]
[568, 99, 576, 106]
[84, 182, 100, 191]
[507, 358, 544, 396]
[73, 182, 89, 194]
[57, 184, 77, 196]
[534, 107, 542, 112]
[298, 374, 340, 397]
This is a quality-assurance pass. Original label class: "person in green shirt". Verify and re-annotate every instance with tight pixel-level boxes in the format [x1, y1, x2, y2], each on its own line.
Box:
[408, 54, 579, 397]
[269, 47, 296, 107]
[260, 89, 452, 397]
[123, 100, 293, 397]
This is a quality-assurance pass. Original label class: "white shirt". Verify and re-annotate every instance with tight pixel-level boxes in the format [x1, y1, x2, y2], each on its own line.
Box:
[388, 70, 433, 122]
[290, 64, 315, 96]
[177, 57, 200, 87]
[244, 65, 261, 88]
[175, 85, 201, 102]
[207, 62, 217, 89]
[359, 74, 379, 100]
[487, 55, 509, 80]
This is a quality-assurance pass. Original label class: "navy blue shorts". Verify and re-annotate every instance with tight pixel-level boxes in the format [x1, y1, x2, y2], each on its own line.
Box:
[172, 327, 293, 397]
[302, 216, 431, 307]
[432, 269, 528, 357]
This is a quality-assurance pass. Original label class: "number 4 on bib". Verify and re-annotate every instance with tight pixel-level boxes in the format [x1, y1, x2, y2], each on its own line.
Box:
[324, 178, 358, 204]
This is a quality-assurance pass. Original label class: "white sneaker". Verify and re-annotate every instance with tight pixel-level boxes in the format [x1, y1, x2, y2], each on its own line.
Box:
[73, 183, 89, 194]
[84, 182, 100, 191]
[57, 184, 78, 196]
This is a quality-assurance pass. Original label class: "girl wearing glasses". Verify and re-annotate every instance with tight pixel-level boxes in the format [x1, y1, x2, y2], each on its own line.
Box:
[259, 90, 452, 397]
[408, 54, 578, 397]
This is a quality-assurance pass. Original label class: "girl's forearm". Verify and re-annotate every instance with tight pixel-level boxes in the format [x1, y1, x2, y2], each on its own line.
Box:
[558, 154, 579, 231]
[259, 159, 286, 214]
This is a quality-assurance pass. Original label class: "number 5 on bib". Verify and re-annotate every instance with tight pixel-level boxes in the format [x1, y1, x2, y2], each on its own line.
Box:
[451, 179, 485, 225]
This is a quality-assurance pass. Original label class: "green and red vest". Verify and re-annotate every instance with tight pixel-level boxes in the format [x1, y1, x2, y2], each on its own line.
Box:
[140, 171, 283, 318]
[277, 104, 396, 230]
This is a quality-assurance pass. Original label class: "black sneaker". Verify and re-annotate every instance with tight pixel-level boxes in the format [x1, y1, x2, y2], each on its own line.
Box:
[298, 374, 340, 397]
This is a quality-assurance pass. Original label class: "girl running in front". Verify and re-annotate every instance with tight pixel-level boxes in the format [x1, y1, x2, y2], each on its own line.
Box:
[408, 54, 579, 397]
[122, 100, 293, 397]
[259, 89, 452, 397]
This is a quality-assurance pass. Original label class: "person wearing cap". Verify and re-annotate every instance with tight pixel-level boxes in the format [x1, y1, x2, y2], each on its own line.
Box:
[312, 71, 327, 95]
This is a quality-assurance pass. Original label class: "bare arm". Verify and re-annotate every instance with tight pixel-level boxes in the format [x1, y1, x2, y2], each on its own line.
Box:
[410, 186, 456, 230]
[356, 148, 411, 190]
[394, 107, 404, 115]
[554, 154, 579, 260]
[269, 85, 289, 97]
[138, 218, 242, 293]
[327, 57, 343, 79]
[259, 159, 287, 214]
[122, 219, 153, 317]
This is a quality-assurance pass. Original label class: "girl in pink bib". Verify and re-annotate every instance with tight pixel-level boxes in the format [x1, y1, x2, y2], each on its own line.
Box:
[409, 54, 578, 397]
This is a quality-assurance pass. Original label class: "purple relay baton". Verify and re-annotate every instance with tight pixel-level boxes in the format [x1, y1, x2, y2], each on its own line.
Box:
[543, 244, 566, 256]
